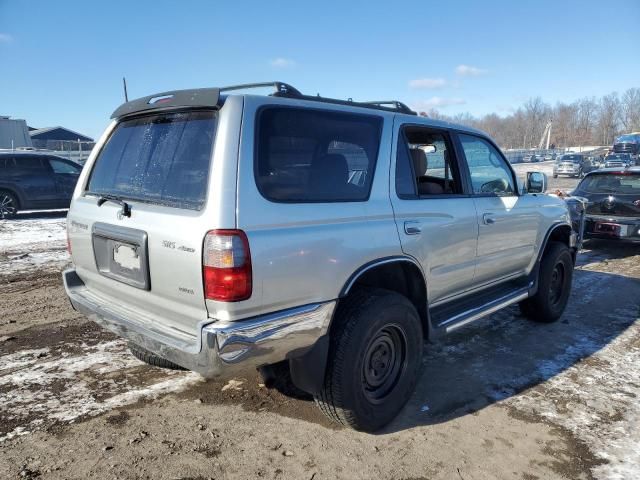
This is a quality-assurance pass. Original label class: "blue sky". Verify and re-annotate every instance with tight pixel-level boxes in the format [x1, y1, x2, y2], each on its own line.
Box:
[1, 0, 638, 140]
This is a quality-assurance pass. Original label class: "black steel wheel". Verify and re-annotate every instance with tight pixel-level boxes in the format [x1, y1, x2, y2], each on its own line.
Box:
[362, 324, 407, 404]
[314, 288, 423, 432]
[520, 241, 573, 323]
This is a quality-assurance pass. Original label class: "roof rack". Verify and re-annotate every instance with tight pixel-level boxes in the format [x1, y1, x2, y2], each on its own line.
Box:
[111, 81, 417, 118]
[360, 101, 416, 115]
[219, 81, 303, 97]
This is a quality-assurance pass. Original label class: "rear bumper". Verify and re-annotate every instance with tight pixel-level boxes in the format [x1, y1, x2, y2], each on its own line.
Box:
[584, 216, 640, 242]
[63, 269, 336, 378]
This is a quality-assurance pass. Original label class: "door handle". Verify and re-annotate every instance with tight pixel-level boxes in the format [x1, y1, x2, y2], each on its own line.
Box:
[483, 213, 495, 225]
[404, 221, 422, 235]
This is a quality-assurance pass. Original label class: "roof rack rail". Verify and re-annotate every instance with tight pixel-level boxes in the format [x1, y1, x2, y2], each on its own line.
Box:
[219, 81, 303, 97]
[360, 101, 416, 115]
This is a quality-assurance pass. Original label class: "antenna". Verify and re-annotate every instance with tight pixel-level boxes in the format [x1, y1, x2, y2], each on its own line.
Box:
[122, 77, 129, 102]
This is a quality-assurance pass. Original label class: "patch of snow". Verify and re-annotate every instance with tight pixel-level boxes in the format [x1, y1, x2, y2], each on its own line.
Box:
[0, 339, 202, 442]
[495, 305, 640, 480]
[0, 217, 69, 276]
[0, 217, 67, 252]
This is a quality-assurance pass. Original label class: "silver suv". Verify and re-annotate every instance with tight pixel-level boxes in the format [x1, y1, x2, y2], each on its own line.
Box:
[63, 82, 577, 432]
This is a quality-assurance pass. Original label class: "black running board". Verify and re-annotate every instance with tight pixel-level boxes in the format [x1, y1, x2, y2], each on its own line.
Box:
[431, 286, 530, 334]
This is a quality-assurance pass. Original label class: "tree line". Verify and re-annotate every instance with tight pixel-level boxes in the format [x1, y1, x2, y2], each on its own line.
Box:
[423, 88, 640, 150]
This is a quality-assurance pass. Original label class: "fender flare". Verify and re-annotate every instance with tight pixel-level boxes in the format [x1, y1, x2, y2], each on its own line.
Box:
[536, 222, 575, 265]
[339, 255, 426, 298]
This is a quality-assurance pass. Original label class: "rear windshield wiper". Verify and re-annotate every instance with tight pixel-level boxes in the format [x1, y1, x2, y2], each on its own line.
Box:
[96, 194, 131, 217]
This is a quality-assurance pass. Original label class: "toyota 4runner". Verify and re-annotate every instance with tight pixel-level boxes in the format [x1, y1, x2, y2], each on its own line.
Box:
[63, 82, 578, 432]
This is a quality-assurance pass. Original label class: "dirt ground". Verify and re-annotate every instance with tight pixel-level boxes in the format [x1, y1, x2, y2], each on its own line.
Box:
[1, 168, 639, 480]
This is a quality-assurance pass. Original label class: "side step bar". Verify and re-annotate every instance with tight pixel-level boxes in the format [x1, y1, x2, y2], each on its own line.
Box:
[438, 287, 530, 333]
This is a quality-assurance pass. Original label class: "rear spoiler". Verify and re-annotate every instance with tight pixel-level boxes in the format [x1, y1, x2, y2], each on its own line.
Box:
[111, 88, 221, 119]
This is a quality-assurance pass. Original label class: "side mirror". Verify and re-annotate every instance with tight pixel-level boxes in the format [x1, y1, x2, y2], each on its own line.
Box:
[526, 171, 547, 193]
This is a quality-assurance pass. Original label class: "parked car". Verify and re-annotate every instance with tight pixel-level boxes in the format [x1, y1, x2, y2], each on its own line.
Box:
[613, 133, 640, 161]
[571, 167, 640, 242]
[63, 82, 578, 432]
[587, 155, 604, 169]
[522, 154, 540, 163]
[0, 152, 82, 218]
[604, 153, 633, 168]
[553, 153, 592, 178]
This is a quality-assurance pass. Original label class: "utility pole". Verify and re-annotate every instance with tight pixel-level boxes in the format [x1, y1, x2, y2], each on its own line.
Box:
[123, 77, 129, 102]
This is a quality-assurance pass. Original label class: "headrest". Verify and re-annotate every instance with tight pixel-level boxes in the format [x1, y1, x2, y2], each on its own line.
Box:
[409, 148, 427, 176]
[312, 154, 348, 181]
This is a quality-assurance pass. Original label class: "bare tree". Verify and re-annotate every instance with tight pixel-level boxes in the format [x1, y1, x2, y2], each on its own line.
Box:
[620, 88, 640, 132]
[598, 93, 621, 145]
[417, 88, 638, 149]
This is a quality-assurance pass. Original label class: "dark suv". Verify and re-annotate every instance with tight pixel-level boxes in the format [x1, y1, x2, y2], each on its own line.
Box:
[0, 152, 82, 218]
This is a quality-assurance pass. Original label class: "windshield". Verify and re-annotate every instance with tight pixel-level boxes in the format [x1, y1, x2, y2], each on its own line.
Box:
[87, 110, 217, 210]
[579, 173, 640, 193]
[559, 155, 581, 163]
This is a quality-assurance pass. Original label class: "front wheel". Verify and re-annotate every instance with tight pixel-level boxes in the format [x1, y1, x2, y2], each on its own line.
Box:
[0, 191, 19, 219]
[314, 289, 423, 432]
[520, 242, 573, 323]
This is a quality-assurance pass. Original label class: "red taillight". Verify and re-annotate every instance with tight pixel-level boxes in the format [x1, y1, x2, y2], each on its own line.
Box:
[203, 230, 252, 302]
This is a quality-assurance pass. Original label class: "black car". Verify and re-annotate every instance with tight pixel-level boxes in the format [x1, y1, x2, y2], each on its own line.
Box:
[613, 133, 640, 160]
[572, 167, 640, 242]
[0, 152, 82, 218]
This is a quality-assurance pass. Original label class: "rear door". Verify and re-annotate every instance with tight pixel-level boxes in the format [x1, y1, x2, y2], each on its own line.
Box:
[455, 132, 541, 285]
[390, 122, 478, 304]
[48, 157, 81, 204]
[68, 109, 225, 340]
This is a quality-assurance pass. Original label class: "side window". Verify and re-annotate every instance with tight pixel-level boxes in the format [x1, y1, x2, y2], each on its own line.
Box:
[49, 159, 80, 174]
[458, 134, 515, 195]
[395, 127, 462, 198]
[256, 108, 382, 202]
[14, 157, 47, 174]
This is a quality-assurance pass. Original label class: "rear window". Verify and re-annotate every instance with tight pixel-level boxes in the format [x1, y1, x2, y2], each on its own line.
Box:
[579, 173, 640, 193]
[87, 110, 217, 210]
[255, 107, 382, 202]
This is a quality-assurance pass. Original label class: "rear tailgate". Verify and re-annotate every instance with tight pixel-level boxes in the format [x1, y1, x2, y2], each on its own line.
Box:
[68, 110, 220, 341]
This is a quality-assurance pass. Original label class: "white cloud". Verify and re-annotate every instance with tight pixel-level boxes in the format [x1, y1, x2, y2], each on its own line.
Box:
[415, 97, 466, 109]
[0, 33, 13, 43]
[408, 77, 447, 89]
[270, 57, 295, 68]
[455, 64, 488, 76]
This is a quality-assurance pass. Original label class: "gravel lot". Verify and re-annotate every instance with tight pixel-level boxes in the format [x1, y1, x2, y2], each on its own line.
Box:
[1, 164, 639, 480]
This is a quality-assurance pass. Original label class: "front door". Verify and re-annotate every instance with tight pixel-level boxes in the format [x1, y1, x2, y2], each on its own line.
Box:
[390, 123, 478, 304]
[456, 133, 540, 285]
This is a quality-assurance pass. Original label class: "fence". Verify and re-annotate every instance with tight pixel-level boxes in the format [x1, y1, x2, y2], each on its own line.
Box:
[30, 139, 95, 164]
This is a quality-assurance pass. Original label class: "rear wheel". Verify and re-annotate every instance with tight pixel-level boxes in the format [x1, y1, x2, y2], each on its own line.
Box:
[0, 191, 19, 219]
[520, 241, 573, 323]
[128, 343, 186, 370]
[314, 288, 423, 432]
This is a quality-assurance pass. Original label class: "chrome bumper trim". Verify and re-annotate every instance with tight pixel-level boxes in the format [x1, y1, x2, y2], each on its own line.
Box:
[63, 269, 336, 378]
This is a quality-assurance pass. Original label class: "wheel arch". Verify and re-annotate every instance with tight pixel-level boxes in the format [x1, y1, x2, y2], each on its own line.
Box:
[538, 223, 575, 262]
[339, 256, 430, 339]
[0, 187, 23, 210]
[289, 256, 430, 397]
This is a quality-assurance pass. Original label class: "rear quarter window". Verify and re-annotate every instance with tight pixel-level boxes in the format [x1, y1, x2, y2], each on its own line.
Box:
[87, 110, 217, 210]
[255, 107, 382, 202]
